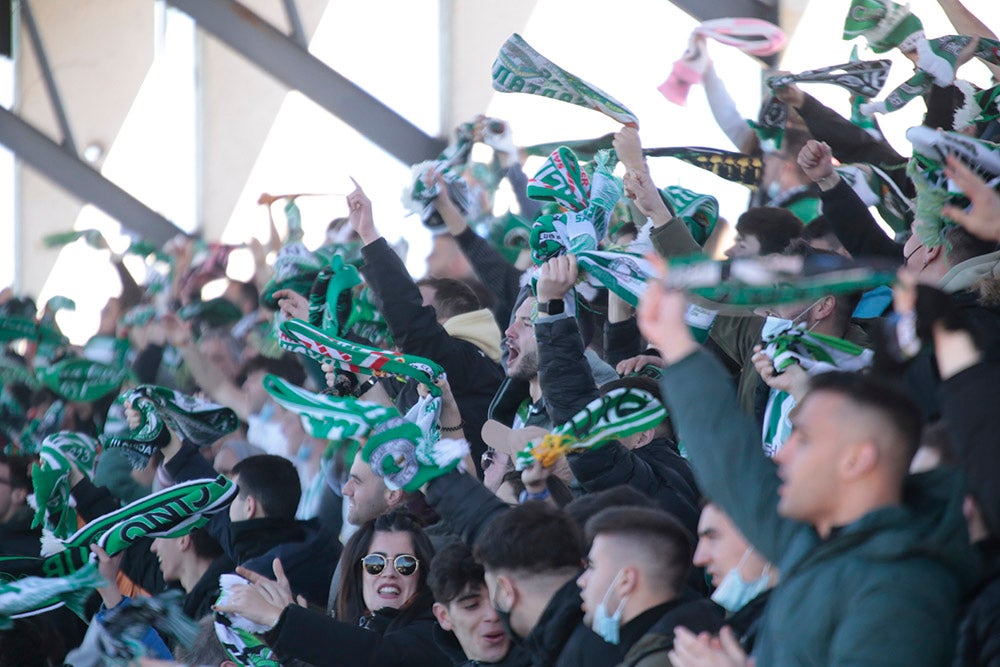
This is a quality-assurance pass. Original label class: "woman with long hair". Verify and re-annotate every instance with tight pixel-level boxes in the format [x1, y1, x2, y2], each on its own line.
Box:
[216, 510, 450, 667]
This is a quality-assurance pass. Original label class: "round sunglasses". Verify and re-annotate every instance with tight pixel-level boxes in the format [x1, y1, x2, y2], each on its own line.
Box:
[361, 553, 420, 577]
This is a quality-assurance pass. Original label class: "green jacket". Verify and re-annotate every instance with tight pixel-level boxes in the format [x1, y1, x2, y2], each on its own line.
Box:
[661, 350, 979, 665]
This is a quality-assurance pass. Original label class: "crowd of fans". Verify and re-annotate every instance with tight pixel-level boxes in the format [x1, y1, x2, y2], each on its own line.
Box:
[1, 0, 999, 665]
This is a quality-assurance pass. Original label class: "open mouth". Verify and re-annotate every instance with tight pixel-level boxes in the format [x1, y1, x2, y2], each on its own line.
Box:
[377, 584, 401, 598]
[482, 631, 506, 645]
[507, 347, 520, 366]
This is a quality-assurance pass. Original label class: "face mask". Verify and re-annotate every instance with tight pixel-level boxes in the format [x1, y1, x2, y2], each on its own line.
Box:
[761, 315, 794, 341]
[710, 549, 772, 613]
[765, 180, 783, 202]
[592, 570, 628, 645]
[296, 441, 313, 463]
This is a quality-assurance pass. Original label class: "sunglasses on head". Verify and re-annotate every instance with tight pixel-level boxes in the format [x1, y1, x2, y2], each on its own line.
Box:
[361, 553, 420, 577]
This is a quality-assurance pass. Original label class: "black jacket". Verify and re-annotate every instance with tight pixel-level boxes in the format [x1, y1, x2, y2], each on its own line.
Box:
[71, 476, 234, 619]
[726, 589, 771, 654]
[614, 595, 724, 667]
[954, 538, 1000, 667]
[165, 441, 339, 607]
[522, 578, 586, 667]
[360, 237, 505, 470]
[433, 623, 532, 667]
[267, 590, 450, 667]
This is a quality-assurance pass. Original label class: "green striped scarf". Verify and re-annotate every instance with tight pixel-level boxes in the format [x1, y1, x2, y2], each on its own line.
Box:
[362, 416, 469, 493]
[40, 476, 237, 577]
[36, 358, 130, 403]
[279, 319, 445, 397]
[515, 388, 666, 470]
[0, 562, 105, 628]
[30, 431, 100, 540]
[262, 373, 397, 441]
[492, 34, 638, 127]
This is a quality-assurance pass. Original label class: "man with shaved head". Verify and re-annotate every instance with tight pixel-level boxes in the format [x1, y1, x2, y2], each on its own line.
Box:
[638, 283, 979, 666]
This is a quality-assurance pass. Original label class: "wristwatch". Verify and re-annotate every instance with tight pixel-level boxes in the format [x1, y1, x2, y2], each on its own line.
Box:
[537, 300, 565, 316]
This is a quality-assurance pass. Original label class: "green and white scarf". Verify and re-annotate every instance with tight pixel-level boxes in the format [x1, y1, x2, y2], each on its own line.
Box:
[36, 358, 130, 403]
[515, 388, 666, 470]
[661, 186, 720, 247]
[42, 229, 106, 250]
[100, 385, 238, 469]
[492, 33, 639, 127]
[0, 561, 105, 628]
[843, 0, 924, 54]
[40, 476, 237, 577]
[760, 324, 872, 456]
[0, 316, 67, 346]
[177, 297, 244, 329]
[30, 431, 100, 540]
[361, 416, 469, 493]
[98, 590, 199, 664]
[905, 125, 1000, 248]
[215, 574, 282, 667]
[262, 373, 397, 442]
[665, 254, 896, 308]
[527, 147, 654, 306]
[835, 162, 914, 233]
[308, 254, 362, 336]
[279, 319, 445, 396]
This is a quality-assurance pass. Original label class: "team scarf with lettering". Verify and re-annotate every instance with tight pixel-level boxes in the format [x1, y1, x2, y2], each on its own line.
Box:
[38, 476, 236, 577]
[661, 185, 720, 247]
[663, 254, 896, 309]
[762, 323, 874, 374]
[214, 574, 282, 667]
[834, 162, 915, 233]
[35, 358, 130, 403]
[492, 33, 638, 127]
[0, 562, 105, 628]
[905, 125, 1000, 248]
[515, 388, 666, 470]
[406, 122, 477, 231]
[0, 316, 67, 346]
[861, 35, 1000, 115]
[308, 254, 362, 336]
[279, 319, 445, 396]
[752, 58, 892, 149]
[100, 385, 239, 469]
[643, 147, 763, 189]
[30, 431, 100, 540]
[527, 148, 655, 306]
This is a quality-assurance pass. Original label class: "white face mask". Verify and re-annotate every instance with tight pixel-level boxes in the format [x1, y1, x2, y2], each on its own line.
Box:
[765, 180, 783, 202]
[592, 570, 628, 645]
[710, 549, 772, 613]
[760, 298, 824, 342]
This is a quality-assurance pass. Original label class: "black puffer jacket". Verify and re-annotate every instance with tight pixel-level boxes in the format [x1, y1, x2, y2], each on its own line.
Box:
[360, 237, 505, 471]
[166, 441, 340, 607]
[266, 590, 450, 667]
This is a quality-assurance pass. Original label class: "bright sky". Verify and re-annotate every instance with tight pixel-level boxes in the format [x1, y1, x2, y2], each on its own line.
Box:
[5, 0, 1000, 343]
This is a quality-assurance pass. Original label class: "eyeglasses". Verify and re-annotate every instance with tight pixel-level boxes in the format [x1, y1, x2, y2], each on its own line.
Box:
[361, 553, 420, 577]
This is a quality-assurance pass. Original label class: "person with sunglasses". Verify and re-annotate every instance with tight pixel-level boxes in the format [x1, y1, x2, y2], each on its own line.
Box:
[215, 510, 450, 667]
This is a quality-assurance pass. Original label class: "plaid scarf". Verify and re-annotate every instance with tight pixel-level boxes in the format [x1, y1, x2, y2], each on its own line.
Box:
[492, 33, 638, 127]
[279, 319, 445, 396]
[515, 388, 666, 470]
[40, 476, 237, 577]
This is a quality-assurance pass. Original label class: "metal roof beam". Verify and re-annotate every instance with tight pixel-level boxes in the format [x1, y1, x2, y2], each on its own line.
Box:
[166, 0, 447, 165]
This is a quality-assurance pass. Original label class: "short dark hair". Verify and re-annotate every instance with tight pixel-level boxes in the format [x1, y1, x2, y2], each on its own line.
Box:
[0, 453, 32, 492]
[807, 372, 922, 467]
[944, 225, 999, 266]
[231, 455, 301, 520]
[474, 503, 583, 575]
[782, 240, 863, 332]
[736, 207, 804, 255]
[237, 353, 306, 387]
[189, 527, 224, 560]
[428, 541, 485, 605]
[565, 486, 656, 537]
[585, 506, 693, 597]
[337, 511, 435, 621]
[415, 277, 481, 319]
